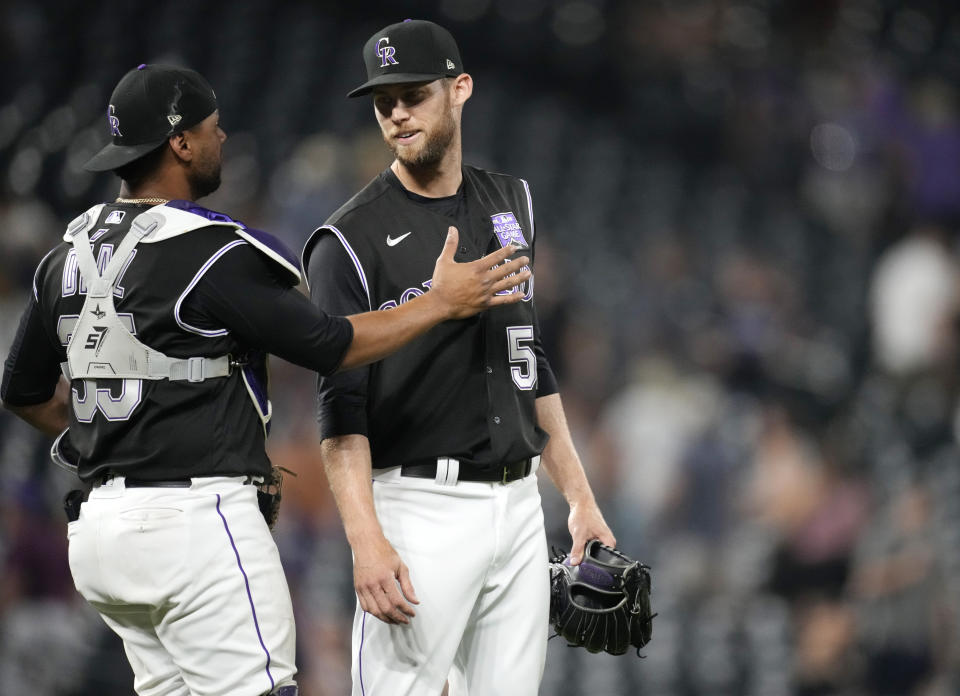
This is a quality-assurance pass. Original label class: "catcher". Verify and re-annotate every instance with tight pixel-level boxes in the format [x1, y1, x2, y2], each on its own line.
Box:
[549, 540, 654, 656]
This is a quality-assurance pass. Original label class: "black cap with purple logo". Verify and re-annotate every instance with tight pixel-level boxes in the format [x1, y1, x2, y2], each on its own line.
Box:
[348, 19, 463, 98]
[84, 64, 218, 172]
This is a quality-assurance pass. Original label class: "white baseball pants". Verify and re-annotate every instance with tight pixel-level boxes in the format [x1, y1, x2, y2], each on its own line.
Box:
[352, 467, 549, 695]
[67, 475, 297, 696]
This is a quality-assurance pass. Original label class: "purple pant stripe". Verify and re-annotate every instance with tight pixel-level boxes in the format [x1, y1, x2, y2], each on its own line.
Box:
[215, 493, 275, 691]
[359, 611, 367, 695]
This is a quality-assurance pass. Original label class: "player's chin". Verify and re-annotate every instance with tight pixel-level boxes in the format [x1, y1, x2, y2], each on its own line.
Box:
[394, 145, 422, 164]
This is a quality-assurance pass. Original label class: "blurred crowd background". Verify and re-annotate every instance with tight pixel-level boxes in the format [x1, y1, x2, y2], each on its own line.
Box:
[3, 0, 960, 694]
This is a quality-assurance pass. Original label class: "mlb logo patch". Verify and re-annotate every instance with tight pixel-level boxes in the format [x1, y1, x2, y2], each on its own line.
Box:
[491, 212, 528, 248]
[105, 210, 125, 225]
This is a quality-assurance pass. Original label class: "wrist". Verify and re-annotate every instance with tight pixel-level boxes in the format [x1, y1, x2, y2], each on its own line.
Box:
[419, 286, 454, 321]
[567, 489, 598, 510]
[343, 517, 387, 548]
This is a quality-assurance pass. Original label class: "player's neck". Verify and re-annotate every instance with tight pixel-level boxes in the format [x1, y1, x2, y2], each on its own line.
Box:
[118, 174, 193, 204]
[392, 149, 462, 198]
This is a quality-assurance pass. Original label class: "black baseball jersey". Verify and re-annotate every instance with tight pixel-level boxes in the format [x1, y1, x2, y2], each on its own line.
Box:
[2, 201, 353, 483]
[303, 166, 558, 472]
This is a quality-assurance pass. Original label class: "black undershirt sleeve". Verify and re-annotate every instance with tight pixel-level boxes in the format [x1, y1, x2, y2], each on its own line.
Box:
[305, 233, 371, 439]
[179, 242, 354, 376]
[1, 296, 62, 406]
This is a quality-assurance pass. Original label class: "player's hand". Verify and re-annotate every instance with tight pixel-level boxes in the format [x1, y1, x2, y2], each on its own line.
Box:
[567, 500, 616, 565]
[431, 226, 531, 320]
[353, 534, 419, 625]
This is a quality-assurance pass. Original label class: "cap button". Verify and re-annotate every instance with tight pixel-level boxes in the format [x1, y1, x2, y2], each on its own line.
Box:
[137, 64, 147, 70]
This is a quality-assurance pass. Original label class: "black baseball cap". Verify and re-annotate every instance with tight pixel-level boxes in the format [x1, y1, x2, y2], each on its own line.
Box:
[84, 64, 218, 172]
[348, 19, 463, 98]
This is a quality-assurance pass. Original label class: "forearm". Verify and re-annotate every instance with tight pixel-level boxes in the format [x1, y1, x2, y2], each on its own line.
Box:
[536, 393, 598, 507]
[319, 434, 385, 545]
[537, 392, 615, 557]
[322, 433, 420, 623]
[3, 376, 69, 438]
[339, 293, 449, 371]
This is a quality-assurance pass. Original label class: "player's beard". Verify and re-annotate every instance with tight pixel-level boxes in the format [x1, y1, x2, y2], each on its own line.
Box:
[188, 154, 222, 200]
[388, 107, 457, 172]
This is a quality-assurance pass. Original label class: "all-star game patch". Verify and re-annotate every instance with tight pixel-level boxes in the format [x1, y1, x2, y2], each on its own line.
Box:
[491, 212, 528, 249]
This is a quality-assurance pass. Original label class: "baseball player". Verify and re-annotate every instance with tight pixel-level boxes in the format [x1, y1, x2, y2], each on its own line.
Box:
[0, 64, 529, 696]
[303, 20, 616, 695]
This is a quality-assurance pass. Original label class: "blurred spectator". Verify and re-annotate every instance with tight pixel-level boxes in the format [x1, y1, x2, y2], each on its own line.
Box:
[750, 406, 868, 601]
[850, 483, 947, 696]
[869, 224, 960, 377]
[593, 355, 722, 545]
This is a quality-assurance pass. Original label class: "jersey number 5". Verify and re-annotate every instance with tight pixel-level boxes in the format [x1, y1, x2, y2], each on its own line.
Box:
[507, 325, 537, 391]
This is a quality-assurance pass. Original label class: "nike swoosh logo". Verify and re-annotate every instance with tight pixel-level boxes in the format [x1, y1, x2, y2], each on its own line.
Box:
[386, 232, 412, 247]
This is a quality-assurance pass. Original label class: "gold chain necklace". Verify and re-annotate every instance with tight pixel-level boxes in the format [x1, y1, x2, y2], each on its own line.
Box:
[114, 197, 169, 205]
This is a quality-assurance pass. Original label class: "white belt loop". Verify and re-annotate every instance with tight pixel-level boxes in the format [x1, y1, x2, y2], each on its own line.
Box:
[435, 457, 460, 486]
[531, 455, 541, 475]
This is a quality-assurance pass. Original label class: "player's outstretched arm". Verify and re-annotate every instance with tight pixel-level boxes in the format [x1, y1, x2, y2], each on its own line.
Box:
[337, 227, 529, 371]
[320, 434, 419, 625]
[536, 393, 616, 564]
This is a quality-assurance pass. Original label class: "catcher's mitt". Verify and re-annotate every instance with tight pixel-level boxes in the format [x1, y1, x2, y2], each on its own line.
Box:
[549, 539, 654, 656]
[256, 466, 294, 530]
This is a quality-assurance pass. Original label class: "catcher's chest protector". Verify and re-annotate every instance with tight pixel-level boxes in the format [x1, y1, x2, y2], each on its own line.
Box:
[62, 205, 236, 386]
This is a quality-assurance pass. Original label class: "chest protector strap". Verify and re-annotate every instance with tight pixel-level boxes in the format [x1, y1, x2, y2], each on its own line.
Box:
[62, 209, 232, 382]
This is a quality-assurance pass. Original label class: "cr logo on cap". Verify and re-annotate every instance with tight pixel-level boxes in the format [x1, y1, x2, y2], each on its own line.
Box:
[376, 37, 398, 67]
[108, 105, 122, 137]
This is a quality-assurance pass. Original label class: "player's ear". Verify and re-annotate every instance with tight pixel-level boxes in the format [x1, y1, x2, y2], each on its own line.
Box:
[451, 73, 472, 106]
[168, 132, 193, 164]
